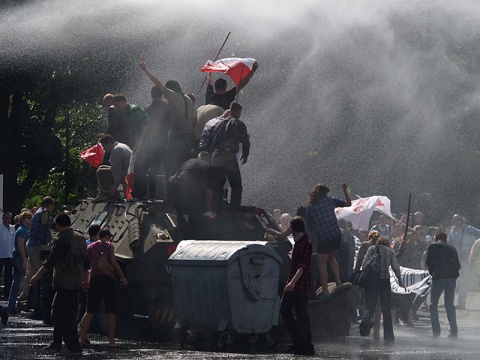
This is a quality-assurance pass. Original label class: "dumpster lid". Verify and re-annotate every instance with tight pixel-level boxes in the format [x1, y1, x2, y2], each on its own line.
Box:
[168, 240, 282, 265]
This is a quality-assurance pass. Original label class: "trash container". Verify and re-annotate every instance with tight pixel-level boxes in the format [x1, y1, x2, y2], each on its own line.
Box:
[168, 240, 282, 335]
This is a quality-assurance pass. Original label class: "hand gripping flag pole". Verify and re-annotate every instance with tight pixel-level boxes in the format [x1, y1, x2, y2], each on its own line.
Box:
[197, 31, 231, 95]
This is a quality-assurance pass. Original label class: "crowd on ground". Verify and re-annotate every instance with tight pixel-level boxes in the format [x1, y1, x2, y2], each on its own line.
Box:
[0, 197, 127, 354]
[0, 183, 478, 356]
[269, 183, 477, 355]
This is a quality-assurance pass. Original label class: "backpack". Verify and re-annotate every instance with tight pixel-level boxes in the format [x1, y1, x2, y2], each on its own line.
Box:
[97, 242, 114, 277]
[358, 245, 381, 288]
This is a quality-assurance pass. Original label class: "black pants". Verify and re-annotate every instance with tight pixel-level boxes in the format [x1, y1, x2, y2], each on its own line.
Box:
[51, 288, 82, 352]
[212, 149, 242, 213]
[166, 134, 194, 177]
[132, 147, 151, 200]
[280, 291, 312, 347]
[0, 258, 12, 298]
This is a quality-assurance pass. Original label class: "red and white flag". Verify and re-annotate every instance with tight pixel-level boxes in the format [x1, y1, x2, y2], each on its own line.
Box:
[80, 143, 103, 168]
[201, 57, 256, 85]
[335, 196, 394, 230]
[125, 152, 137, 200]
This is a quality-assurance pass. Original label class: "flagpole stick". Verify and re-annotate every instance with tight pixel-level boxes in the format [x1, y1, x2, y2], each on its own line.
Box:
[197, 31, 231, 95]
[403, 193, 412, 240]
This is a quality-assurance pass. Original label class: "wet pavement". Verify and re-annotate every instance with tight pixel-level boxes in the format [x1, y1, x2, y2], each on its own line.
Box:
[2, 293, 480, 359]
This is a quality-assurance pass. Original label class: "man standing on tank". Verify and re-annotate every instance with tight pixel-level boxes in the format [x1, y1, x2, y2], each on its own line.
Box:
[198, 102, 250, 214]
[103, 93, 131, 148]
[139, 57, 195, 177]
[112, 94, 150, 199]
[144, 85, 170, 197]
[280, 216, 315, 356]
[205, 62, 258, 110]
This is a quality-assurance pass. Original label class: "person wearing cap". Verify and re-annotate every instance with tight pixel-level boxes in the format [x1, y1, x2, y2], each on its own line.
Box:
[79, 228, 127, 349]
[205, 62, 258, 110]
[139, 56, 195, 177]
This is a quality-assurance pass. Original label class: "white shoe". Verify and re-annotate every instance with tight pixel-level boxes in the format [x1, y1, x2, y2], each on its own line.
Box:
[203, 211, 217, 221]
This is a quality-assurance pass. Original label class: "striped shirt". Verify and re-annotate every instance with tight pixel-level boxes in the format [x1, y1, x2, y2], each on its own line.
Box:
[362, 245, 401, 280]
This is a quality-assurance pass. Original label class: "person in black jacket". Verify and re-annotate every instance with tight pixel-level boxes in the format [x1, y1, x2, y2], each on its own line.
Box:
[426, 231, 461, 338]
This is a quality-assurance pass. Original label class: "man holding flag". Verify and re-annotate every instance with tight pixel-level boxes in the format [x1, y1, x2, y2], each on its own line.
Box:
[202, 58, 259, 110]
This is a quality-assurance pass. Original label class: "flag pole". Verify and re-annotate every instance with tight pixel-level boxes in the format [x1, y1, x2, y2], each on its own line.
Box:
[403, 193, 412, 240]
[197, 31, 231, 95]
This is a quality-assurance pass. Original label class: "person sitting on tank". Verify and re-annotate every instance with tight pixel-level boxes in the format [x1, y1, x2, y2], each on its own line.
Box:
[168, 151, 217, 237]
[92, 134, 132, 203]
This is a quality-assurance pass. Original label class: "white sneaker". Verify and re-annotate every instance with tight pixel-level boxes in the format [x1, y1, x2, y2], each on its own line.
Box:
[203, 211, 217, 221]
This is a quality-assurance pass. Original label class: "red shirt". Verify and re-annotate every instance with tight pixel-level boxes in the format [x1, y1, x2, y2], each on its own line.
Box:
[288, 234, 312, 298]
[87, 240, 114, 278]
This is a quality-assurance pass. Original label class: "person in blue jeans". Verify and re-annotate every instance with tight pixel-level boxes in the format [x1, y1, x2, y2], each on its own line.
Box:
[8, 211, 32, 313]
[360, 237, 404, 343]
[426, 231, 461, 338]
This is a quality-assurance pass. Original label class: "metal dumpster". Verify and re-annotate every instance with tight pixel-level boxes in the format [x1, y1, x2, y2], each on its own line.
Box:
[168, 240, 282, 337]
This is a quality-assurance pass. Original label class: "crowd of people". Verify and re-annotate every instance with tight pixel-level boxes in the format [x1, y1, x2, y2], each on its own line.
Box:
[0, 198, 128, 354]
[0, 185, 478, 355]
[0, 58, 477, 355]
[271, 191, 477, 350]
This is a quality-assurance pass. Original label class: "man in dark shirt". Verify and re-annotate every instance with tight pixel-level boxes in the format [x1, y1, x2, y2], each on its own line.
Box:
[103, 93, 131, 149]
[144, 86, 170, 198]
[205, 62, 258, 110]
[280, 217, 315, 356]
[31, 213, 89, 354]
[426, 231, 461, 338]
[198, 102, 250, 214]
[168, 151, 217, 237]
[113, 94, 151, 199]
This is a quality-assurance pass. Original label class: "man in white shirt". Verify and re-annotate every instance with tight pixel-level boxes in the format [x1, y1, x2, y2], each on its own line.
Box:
[0, 211, 15, 298]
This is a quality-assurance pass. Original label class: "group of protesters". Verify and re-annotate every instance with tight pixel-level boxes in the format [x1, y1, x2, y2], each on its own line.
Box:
[0, 197, 128, 354]
[93, 57, 258, 236]
[271, 186, 479, 352]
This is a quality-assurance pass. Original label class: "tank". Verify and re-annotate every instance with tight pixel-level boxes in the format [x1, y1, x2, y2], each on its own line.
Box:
[69, 198, 289, 340]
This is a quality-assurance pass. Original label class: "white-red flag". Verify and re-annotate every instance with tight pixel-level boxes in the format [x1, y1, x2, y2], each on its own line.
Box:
[125, 152, 137, 200]
[335, 196, 394, 230]
[201, 57, 256, 85]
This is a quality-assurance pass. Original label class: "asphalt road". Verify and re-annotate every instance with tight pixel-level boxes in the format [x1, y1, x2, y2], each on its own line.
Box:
[2, 292, 480, 359]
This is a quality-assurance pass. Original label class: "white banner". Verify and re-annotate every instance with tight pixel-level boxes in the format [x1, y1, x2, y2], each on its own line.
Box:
[335, 196, 394, 230]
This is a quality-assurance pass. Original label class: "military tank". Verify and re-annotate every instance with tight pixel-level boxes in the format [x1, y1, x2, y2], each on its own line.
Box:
[69, 197, 290, 341]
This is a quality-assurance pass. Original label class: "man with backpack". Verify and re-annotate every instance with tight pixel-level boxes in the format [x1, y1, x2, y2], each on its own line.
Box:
[359, 236, 404, 343]
[198, 102, 250, 214]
